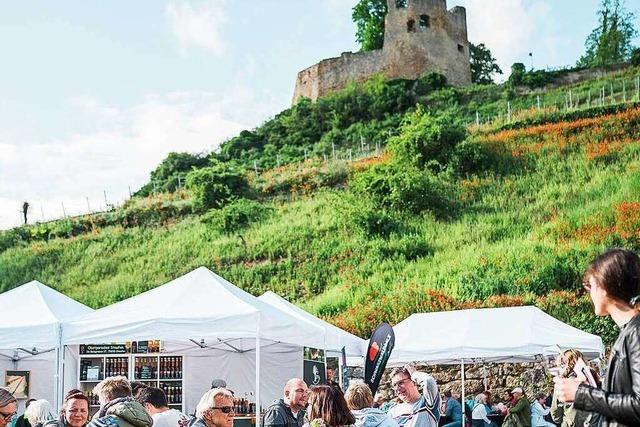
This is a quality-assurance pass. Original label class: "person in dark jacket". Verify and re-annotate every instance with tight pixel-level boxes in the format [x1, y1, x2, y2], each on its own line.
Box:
[15, 399, 36, 427]
[263, 379, 309, 427]
[86, 376, 152, 427]
[554, 248, 640, 427]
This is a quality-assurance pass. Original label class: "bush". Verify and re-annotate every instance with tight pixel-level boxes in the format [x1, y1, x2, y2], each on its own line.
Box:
[201, 199, 272, 233]
[186, 160, 251, 212]
[387, 108, 467, 170]
[351, 163, 456, 217]
[451, 139, 490, 175]
[631, 48, 640, 66]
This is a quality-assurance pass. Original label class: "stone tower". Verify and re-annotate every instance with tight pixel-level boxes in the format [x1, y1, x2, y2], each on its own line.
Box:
[292, 0, 471, 104]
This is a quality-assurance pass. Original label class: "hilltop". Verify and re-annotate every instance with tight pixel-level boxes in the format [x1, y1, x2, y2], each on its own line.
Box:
[2, 65, 640, 343]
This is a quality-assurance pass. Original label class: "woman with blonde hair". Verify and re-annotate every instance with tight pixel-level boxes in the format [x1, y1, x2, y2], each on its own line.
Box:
[554, 248, 640, 426]
[306, 385, 355, 427]
[344, 383, 397, 427]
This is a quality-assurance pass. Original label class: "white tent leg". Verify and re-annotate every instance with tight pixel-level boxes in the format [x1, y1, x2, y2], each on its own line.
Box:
[255, 320, 261, 427]
[460, 359, 466, 425]
[54, 324, 64, 413]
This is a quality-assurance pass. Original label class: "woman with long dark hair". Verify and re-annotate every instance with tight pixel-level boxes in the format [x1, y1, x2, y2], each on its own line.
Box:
[554, 248, 640, 427]
[306, 385, 355, 427]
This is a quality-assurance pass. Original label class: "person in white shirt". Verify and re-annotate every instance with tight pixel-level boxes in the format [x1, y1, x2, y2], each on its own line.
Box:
[530, 393, 554, 427]
[387, 365, 440, 427]
[136, 387, 189, 427]
[470, 394, 492, 427]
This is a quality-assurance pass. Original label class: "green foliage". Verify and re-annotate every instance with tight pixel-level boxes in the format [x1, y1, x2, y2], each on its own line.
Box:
[201, 199, 273, 234]
[578, 0, 638, 67]
[136, 152, 208, 196]
[631, 47, 640, 66]
[509, 63, 527, 86]
[185, 160, 250, 212]
[451, 139, 491, 176]
[351, 163, 456, 217]
[387, 108, 467, 170]
[352, 0, 387, 51]
[470, 43, 502, 84]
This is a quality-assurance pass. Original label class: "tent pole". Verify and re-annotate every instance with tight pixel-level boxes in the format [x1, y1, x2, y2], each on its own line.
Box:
[54, 324, 64, 413]
[460, 359, 466, 425]
[255, 318, 261, 427]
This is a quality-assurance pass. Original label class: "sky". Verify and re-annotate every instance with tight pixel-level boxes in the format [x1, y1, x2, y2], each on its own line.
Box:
[0, 0, 639, 230]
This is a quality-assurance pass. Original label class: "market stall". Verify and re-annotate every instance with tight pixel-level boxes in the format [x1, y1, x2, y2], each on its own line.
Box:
[388, 305, 605, 422]
[61, 267, 326, 423]
[259, 291, 365, 387]
[0, 280, 93, 411]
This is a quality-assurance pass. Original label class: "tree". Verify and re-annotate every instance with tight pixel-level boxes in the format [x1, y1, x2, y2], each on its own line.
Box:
[185, 160, 251, 212]
[508, 63, 526, 86]
[352, 0, 387, 51]
[578, 0, 638, 67]
[470, 43, 502, 84]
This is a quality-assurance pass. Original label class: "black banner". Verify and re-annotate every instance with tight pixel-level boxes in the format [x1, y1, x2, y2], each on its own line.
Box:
[364, 323, 395, 395]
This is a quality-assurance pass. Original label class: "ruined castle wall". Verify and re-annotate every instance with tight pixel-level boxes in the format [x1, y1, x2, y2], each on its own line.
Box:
[382, 0, 471, 86]
[292, 50, 384, 104]
[292, 0, 471, 103]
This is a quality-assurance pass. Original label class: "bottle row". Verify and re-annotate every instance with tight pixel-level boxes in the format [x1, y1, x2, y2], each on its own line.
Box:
[160, 383, 182, 404]
[134, 356, 182, 379]
[85, 390, 100, 406]
[233, 398, 255, 415]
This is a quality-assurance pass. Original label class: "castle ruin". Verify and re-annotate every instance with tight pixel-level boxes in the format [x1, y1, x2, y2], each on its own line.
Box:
[292, 0, 472, 104]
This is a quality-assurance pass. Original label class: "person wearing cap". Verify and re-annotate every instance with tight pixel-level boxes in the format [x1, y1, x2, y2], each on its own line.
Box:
[502, 388, 530, 427]
[0, 389, 18, 427]
[210, 380, 227, 390]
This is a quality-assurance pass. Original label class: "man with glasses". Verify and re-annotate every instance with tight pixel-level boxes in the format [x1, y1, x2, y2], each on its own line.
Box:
[0, 389, 17, 427]
[190, 388, 235, 427]
[387, 365, 440, 427]
[263, 378, 308, 427]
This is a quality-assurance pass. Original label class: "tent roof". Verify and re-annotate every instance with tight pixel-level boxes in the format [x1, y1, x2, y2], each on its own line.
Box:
[0, 280, 93, 349]
[389, 305, 604, 365]
[62, 267, 325, 348]
[259, 291, 365, 356]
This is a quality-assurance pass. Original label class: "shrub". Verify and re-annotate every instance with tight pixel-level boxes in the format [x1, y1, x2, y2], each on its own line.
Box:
[351, 163, 456, 217]
[451, 139, 490, 175]
[186, 160, 251, 212]
[201, 199, 272, 234]
[387, 107, 467, 170]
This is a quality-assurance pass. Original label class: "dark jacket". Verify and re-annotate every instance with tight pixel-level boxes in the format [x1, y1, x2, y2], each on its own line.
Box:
[263, 399, 305, 427]
[503, 396, 531, 427]
[575, 314, 640, 427]
[86, 397, 152, 427]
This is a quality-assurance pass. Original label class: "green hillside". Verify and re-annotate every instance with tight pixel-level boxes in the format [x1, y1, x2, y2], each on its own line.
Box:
[2, 66, 640, 344]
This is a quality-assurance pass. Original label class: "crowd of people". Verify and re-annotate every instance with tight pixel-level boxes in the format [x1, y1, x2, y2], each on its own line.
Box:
[0, 248, 639, 427]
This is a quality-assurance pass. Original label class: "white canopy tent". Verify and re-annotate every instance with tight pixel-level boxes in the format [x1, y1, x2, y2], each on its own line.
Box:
[0, 280, 93, 410]
[61, 267, 326, 419]
[389, 305, 605, 422]
[258, 291, 365, 358]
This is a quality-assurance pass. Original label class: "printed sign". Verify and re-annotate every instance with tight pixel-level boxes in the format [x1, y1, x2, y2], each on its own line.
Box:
[364, 323, 395, 395]
[303, 347, 326, 386]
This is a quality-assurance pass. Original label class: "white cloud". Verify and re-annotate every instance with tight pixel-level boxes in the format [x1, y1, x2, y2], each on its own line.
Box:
[0, 90, 254, 230]
[166, 0, 227, 55]
[455, 0, 553, 80]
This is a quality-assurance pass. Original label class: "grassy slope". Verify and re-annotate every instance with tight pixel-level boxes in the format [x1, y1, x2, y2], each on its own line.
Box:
[2, 71, 640, 343]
